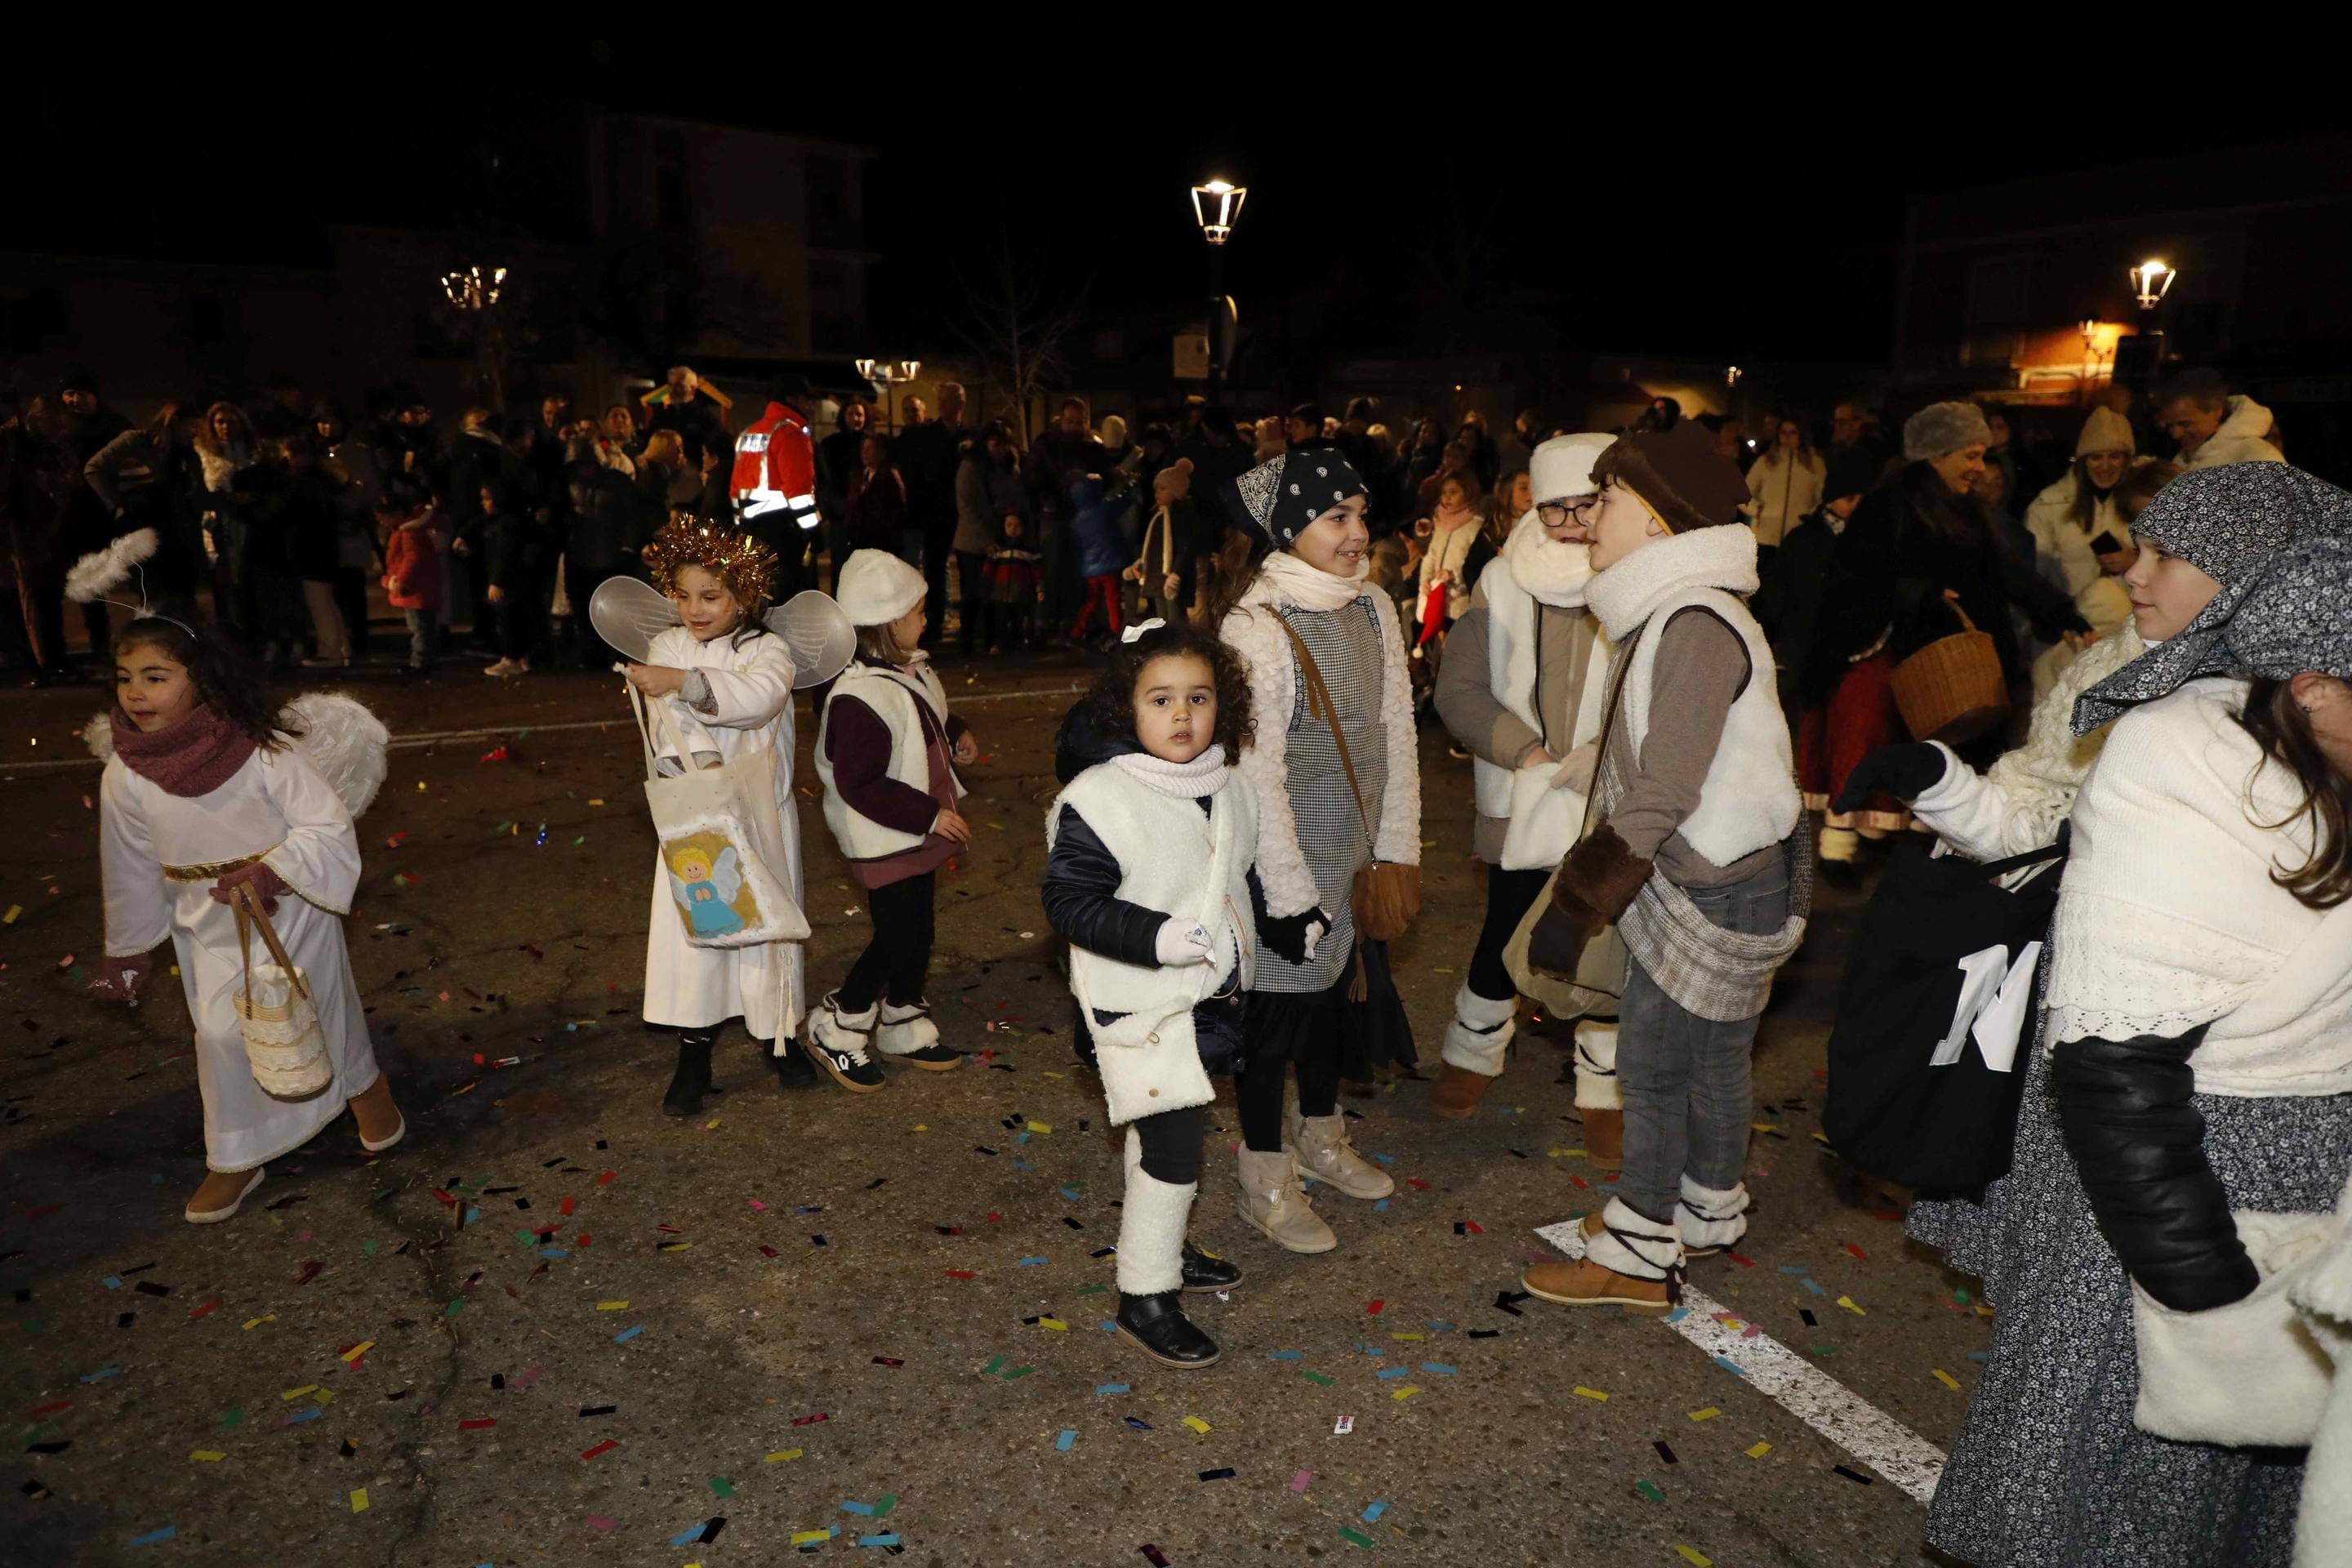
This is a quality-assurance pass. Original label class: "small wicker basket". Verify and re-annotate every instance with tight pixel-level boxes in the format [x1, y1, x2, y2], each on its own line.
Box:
[1891, 590, 2011, 746]
[230, 882, 332, 1099]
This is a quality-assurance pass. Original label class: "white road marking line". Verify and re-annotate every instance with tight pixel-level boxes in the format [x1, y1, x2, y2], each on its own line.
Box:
[0, 685, 1092, 778]
[1535, 1218, 1946, 1506]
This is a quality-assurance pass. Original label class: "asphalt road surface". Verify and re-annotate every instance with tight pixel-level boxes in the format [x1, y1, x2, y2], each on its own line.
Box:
[0, 647, 1990, 1567]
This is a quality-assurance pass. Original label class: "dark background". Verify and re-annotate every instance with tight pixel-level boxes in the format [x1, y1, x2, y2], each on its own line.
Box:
[20, 50, 2350, 377]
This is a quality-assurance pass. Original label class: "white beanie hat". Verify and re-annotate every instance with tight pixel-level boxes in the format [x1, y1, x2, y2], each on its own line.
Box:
[1529, 432, 1615, 502]
[2074, 405, 2136, 458]
[835, 549, 926, 626]
[1902, 401, 1993, 463]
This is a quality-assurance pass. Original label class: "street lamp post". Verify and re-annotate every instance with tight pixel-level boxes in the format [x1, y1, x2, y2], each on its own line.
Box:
[441, 264, 511, 414]
[855, 359, 922, 431]
[1190, 179, 1246, 383]
[2123, 258, 2180, 393]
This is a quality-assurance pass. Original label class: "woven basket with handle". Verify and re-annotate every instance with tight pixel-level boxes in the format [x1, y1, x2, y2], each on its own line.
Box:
[230, 882, 332, 1099]
[1891, 590, 2011, 746]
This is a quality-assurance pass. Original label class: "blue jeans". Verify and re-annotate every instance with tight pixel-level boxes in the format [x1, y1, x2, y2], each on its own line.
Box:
[405, 608, 443, 670]
[1616, 856, 1790, 1224]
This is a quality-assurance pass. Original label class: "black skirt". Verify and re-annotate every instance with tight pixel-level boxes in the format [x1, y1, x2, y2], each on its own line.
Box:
[1241, 939, 1417, 1080]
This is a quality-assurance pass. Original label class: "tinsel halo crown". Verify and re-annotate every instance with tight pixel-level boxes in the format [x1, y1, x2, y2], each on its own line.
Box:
[645, 517, 779, 612]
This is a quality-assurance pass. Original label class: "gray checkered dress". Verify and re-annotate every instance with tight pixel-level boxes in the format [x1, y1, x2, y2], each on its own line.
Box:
[1254, 597, 1387, 996]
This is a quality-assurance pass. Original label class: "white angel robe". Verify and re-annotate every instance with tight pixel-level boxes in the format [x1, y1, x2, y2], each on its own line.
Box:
[100, 746, 380, 1173]
[639, 626, 808, 1046]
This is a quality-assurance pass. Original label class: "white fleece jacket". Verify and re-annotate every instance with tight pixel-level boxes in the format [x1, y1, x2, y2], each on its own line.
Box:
[1221, 576, 1421, 919]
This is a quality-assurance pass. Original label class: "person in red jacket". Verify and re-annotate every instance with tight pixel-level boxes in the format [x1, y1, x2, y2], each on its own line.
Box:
[381, 496, 447, 675]
[733, 393, 822, 596]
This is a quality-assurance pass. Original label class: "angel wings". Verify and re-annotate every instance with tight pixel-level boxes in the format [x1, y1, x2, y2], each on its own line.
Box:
[587, 578, 854, 691]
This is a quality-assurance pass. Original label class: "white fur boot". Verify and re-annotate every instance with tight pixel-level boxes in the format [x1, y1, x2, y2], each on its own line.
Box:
[875, 1000, 961, 1070]
[1675, 1174, 1751, 1258]
[1585, 1196, 1683, 1282]
[1440, 985, 1518, 1077]
[1572, 1020, 1621, 1110]
[1116, 1129, 1196, 1295]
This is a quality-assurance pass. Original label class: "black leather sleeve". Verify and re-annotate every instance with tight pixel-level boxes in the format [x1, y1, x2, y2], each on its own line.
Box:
[2052, 1026, 2260, 1312]
[1040, 805, 1166, 967]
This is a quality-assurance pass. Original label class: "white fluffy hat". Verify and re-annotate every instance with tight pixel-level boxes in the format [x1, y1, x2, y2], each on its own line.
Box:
[1529, 433, 1615, 502]
[835, 549, 926, 626]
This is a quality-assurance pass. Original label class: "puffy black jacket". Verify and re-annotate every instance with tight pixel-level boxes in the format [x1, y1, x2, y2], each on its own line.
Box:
[2053, 1025, 2260, 1312]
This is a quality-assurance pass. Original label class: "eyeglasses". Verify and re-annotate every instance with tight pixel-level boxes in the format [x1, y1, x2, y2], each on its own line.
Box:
[1535, 497, 1601, 528]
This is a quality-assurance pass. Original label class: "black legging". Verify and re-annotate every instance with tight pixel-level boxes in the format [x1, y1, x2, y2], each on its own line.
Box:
[956, 550, 988, 653]
[1131, 1103, 1205, 1185]
[1236, 1028, 1341, 1152]
[837, 873, 936, 1012]
[1468, 866, 1550, 1003]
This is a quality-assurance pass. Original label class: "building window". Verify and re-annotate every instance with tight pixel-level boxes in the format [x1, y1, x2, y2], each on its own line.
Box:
[806, 154, 857, 250]
[653, 127, 693, 234]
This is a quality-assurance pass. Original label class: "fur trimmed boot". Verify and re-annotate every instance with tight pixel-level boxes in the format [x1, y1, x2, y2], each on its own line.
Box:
[1292, 1111, 1393, 1200]
[1235, 1147, 1336, 1254]
[1573, 1020, 1624, 1169]
[804, 992, 886, 1092]
[1676, 1174, 1751, 1258]
[1432, 985, 1516, 1120]
[1521, 1196, 1679, 1315]
[875, 1000, 962, 1070]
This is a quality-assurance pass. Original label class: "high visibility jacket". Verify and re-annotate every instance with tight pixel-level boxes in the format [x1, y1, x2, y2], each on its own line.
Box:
[733, 401, 822, 530]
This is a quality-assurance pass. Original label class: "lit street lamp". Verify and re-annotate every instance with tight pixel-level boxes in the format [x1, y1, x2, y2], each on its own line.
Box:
[2130, 258, 2177, 310]
[855, 359, 922, 430]
[440, 264, 512, 412]
[1189, 179, 1247, 382]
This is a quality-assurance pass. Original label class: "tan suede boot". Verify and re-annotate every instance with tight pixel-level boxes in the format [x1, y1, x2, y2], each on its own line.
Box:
[185, 1168, 265, 1225]
[1235, 1148, 1336, 1254]
[1583, 1109, 1624, 1170]
[1429, 1063, 1496, 1120]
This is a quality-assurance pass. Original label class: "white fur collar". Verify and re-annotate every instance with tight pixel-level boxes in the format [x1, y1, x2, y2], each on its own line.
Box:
[1585, 525, 1759, 641]
[1500, 512, 1597, 608]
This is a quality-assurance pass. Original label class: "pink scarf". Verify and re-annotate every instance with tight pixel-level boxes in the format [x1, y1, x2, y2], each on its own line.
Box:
[1430, 494, 1476, 535]
[109, 703, 257, 798]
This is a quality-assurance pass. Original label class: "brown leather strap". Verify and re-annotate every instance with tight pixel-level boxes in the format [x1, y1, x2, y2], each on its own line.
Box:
[1272, 612, 1376, 861]
[233, 882, 310, 1002]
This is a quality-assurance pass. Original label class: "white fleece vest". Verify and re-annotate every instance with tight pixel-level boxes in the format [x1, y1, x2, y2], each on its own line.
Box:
[1587, 525, 1798, 867]
[813, 662, 960, 861]
[1472, 555, 1610, 822]
[1046, 764, 1258, 1125]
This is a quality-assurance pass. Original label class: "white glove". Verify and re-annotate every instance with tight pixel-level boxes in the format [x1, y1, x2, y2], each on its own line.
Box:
[1551, 742, 1599, 794]
[1155, 918, 1214, 966]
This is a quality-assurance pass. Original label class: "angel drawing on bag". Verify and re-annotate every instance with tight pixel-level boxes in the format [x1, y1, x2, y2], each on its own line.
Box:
[667, 843, 750, 938]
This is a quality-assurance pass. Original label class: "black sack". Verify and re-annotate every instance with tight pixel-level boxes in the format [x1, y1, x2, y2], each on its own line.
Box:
[1823, 835, 2065, 1197]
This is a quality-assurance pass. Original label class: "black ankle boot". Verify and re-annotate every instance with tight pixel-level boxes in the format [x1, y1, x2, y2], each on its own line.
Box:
[1180, 1239, 1243, 1294]
[1115, 1290, 1220, 1369]
[662, 1037, 716, 1118]
[763, 1039, 817, 1090]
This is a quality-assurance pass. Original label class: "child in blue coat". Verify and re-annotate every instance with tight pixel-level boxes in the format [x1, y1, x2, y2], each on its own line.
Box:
[1064, 470, 1134, 643]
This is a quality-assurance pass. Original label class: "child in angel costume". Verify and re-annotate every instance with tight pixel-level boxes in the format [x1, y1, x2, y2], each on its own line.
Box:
[78, 531, 403, 1223]
[616, 519, 833, 1117]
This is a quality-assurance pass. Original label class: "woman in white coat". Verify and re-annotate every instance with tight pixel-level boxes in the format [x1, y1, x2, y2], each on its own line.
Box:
[624, 521, 817, 1116]
[1743, 420, 1824, 554]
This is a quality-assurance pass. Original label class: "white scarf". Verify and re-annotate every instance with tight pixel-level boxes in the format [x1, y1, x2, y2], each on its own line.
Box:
[1585, 523, 1760, 642]
[1258, 549, 1371, 612]
[1499, 511, 1598, 607]
[1111, 744, 1231, 799]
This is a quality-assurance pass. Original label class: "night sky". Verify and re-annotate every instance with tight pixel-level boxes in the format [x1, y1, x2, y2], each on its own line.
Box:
[24, 53, 2350, 371]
